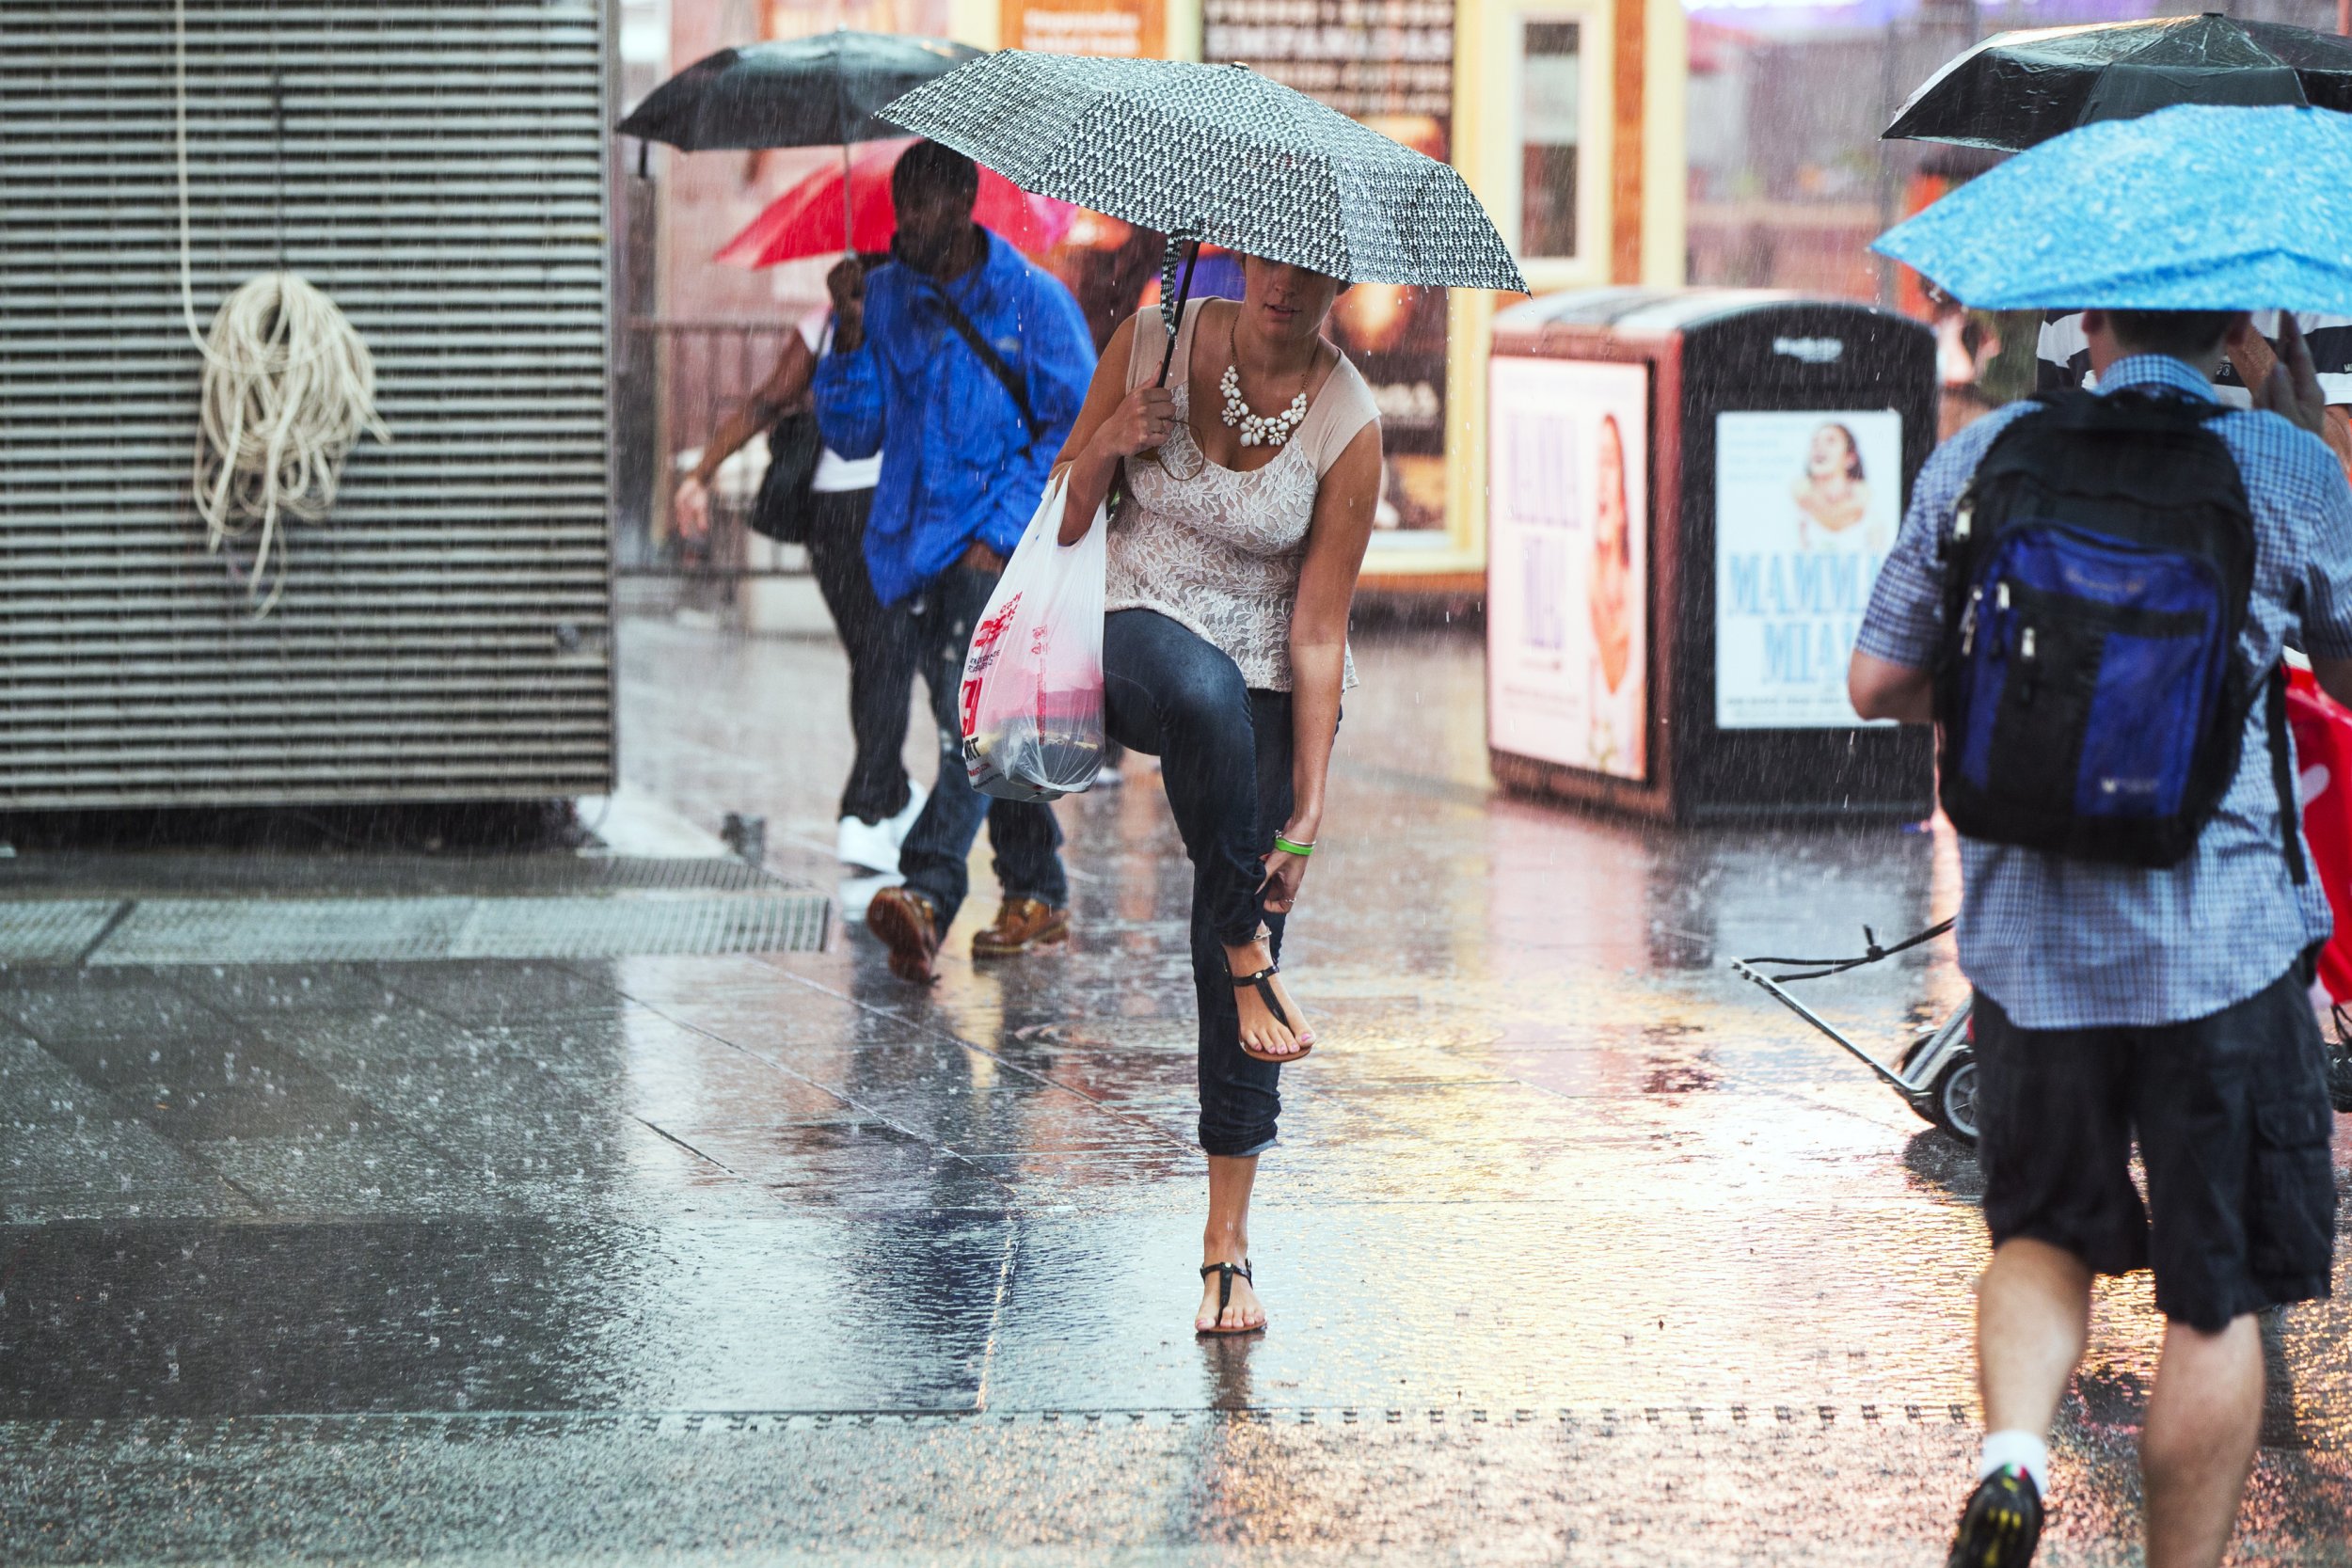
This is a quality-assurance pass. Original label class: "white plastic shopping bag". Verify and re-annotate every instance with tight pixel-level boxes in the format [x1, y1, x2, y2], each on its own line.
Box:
[959, 473, 1107, 801]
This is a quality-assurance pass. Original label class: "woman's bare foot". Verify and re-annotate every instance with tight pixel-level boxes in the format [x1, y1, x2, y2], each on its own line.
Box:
[1223, 935, 1312, 1059]
[1197, 1259, 1266, 1334]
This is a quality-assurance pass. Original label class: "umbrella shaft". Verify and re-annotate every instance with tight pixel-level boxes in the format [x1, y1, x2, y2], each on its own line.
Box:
[1156, 241, 1200, 388]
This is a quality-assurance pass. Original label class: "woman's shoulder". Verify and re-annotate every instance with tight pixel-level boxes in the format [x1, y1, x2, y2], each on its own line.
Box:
[1318, 350, 1379, 422]
[1120, 297, 1220, 337]
[1301, 349, 1381, 474]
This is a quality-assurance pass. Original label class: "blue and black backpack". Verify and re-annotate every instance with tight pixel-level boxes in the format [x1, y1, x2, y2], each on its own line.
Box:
[1934, 388, 2305, 879]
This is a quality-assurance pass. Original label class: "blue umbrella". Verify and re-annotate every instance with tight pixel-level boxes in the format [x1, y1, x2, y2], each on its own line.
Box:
[1873, 103, 2352, 311]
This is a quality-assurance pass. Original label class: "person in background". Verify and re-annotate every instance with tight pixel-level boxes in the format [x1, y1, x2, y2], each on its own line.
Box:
[2040, 309, 2352, 476]
[675, 254, 924, 877]
[814, 140, 1096, 985]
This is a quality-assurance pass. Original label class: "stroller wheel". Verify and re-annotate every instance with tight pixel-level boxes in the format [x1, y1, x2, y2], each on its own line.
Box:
[1931, 1052, 1980, 1145]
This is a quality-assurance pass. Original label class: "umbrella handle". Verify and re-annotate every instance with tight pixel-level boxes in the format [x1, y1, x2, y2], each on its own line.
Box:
[1155, 236, 1200, 388]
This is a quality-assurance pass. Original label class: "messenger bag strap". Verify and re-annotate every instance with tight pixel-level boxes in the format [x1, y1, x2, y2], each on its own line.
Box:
[2270, 664, 2312, 886]
[928, 284, 1047, 453]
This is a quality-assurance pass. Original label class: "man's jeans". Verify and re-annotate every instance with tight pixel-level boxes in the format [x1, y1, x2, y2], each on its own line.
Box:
[895, 562, 1068, 928]
[803, 488, 915, 825]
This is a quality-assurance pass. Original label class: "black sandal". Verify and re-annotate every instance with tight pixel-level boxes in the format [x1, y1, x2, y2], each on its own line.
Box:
[1229, 962, 1311, 1064]
[1197, 1260, 1263, 1337]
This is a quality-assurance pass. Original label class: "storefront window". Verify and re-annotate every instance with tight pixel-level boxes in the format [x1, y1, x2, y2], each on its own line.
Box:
[1520, 20, 1581, 260]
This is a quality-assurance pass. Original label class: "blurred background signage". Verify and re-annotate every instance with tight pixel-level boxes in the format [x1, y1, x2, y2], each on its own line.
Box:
[1205, 0, 1456, 538]
[1001, 0, 1164, 58]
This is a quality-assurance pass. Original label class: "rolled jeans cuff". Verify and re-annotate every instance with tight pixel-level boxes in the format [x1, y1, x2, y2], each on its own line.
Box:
[1200, 1129, 1276, 1159]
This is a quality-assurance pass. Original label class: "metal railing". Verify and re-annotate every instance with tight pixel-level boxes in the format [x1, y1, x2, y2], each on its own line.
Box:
[613, 317, 810, 582]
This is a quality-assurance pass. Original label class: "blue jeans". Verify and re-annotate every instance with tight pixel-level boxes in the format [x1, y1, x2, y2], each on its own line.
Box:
[1104, 610, 1298, 1157]
[895, 563, 1068, 928]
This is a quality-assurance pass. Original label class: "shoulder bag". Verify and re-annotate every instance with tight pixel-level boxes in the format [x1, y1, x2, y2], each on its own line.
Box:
[929, 286, 1049, 457]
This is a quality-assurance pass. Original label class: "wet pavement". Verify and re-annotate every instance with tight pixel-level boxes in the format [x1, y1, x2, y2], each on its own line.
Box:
[2, 617, 2348, 1565]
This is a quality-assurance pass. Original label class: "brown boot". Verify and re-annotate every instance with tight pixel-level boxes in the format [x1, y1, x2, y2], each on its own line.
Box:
[866, 886, 942, 984]
[971, 897, 1071, 959]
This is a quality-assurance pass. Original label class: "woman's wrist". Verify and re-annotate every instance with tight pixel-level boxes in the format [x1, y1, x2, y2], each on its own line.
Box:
[1081, 429, 1127, 481]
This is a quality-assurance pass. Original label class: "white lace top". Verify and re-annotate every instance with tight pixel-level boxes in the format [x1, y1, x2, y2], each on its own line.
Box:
[1105, 303, 1381, 692]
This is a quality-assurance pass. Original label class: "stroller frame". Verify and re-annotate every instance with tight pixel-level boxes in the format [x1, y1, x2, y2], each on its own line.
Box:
[1731, 920, 1981, 1144]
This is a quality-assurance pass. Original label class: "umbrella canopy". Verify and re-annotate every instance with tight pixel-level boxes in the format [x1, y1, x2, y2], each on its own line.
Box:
[877, 52, 1524, 293]
[1872, 104, 2352, 312]
[714, 140, 1076, 267]
[1884, 13, 2352, 152]
[617, 30, 981, 151]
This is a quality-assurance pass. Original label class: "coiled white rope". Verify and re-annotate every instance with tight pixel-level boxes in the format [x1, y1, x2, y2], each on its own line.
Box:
[176, 0, 388, 617]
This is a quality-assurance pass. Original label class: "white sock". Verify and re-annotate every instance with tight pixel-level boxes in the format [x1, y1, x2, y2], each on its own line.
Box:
[1978, 1430, 2051, 1497]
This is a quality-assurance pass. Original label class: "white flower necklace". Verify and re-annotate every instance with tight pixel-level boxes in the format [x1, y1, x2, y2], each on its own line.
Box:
[1218, 323, 1312, 449]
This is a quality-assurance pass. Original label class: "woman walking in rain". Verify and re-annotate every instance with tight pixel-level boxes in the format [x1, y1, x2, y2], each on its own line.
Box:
[1051, 258, 1382, 1336]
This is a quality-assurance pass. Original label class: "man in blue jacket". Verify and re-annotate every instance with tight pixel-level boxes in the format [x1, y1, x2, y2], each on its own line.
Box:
[815, 140, 1095, 985]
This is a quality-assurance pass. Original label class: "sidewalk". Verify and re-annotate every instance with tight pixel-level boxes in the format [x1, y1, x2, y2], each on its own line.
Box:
[0, 617, 2344, 1565]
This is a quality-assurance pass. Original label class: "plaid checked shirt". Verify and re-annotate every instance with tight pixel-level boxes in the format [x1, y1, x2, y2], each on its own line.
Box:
[1857, 355, 2352, 1029]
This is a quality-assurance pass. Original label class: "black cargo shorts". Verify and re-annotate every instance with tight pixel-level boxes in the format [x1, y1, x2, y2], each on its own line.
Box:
[1973, 966, 2340, 1332]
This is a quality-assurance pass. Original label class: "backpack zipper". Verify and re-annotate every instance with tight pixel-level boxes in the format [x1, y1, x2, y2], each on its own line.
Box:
[1961, 585, 1983, 656]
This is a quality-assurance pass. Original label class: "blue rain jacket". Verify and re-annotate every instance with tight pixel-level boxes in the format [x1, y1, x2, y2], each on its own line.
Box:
[813, 230, 1095, 607]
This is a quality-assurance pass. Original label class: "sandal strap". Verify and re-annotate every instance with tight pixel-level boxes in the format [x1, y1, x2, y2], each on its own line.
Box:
[1232, 966, 1292, 1032]
[1198, 1259, 1253, 1316]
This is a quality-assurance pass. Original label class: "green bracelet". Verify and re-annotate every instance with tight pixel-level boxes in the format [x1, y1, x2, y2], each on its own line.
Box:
[1272, 833, 1316, 857]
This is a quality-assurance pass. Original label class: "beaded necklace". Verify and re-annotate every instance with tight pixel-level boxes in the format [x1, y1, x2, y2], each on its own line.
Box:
[1217, 320, 1312, 449]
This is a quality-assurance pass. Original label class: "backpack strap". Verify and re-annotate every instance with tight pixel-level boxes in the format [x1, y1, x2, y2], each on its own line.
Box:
[2268, 664, 2312, 885]
[927, 284, 1048, 454]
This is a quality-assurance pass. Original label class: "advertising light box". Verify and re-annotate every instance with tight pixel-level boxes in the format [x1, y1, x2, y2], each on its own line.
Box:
[1486, 356, 1651, 780]
[1712, 409, 1903, 731]
[1486, 287, 1936, 823]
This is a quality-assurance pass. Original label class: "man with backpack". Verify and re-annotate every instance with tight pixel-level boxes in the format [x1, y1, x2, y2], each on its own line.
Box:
[814, 140, 1095, 985]
[1850, 309, 2350, 1568]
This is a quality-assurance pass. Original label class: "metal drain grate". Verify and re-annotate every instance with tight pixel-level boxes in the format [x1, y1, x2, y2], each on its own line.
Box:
[0, 892, 829, 967]
[0, 899, 124, 964]
[450, 895, 827, 959]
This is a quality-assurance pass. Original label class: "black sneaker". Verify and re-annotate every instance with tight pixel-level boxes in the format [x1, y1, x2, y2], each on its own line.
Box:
[1947, 1465, 2042, 1568]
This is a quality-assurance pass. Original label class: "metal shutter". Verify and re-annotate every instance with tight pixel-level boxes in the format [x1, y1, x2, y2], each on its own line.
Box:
[0, 0, 615, 808]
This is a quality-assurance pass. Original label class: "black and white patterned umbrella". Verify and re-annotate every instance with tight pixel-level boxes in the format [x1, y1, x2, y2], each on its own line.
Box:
[878, 52, 1526, 294]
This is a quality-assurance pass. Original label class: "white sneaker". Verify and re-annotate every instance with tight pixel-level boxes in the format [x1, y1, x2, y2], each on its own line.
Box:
[836, 813, 901, 874]
[885, 780, 929, 847]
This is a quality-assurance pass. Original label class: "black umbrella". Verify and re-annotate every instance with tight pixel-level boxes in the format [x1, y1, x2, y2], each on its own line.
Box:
[617, 30, 982, 159]
[1884, 13, 2352, 152]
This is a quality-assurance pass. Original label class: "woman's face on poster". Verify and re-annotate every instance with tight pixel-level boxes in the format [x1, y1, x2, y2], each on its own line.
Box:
[1808, 424, 1857, 480]
[1595, 418, 1629, 560]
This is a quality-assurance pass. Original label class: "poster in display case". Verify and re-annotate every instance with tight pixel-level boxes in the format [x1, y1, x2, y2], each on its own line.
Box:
[1486, 356, 1651, 780]
[1712, 409, 1904, 731]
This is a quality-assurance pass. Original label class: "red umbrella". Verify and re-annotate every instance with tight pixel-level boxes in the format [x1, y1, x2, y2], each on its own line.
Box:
[715, 138, 1074, 267]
